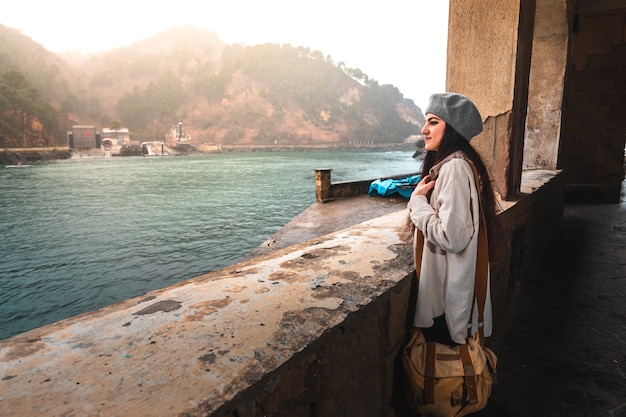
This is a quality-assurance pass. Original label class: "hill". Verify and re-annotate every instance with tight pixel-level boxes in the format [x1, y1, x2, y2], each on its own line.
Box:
[0, 25, 424, 148]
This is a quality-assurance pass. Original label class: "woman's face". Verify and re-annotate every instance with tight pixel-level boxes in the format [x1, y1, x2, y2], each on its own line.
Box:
[421, 113, 446, 152]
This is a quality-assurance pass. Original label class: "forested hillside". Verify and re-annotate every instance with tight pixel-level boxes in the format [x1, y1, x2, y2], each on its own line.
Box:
[0, 25, 424, 147]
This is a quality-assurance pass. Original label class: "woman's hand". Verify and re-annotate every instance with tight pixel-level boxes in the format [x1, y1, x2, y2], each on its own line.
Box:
[411, 175, 435, 198]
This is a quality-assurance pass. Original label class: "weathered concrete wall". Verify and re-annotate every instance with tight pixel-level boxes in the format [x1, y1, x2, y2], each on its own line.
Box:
[447, 0, 520, 117]
[447, 0, 519, 197]
[315, 169, 420, 203]
[0, 210, 415, 417]
[489, 170, 565, 326]
[0, 169, 564, 417]
[561, 6, 626, 203]
[447, 0, 536, 200]
[449, 0, 624, 203]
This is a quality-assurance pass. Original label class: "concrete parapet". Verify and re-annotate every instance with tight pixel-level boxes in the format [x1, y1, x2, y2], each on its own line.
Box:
[0, 169, 565, 417]
[488, 169, 564, 332]
[315, 169, 421, 203]
[0, 210, 415, 417]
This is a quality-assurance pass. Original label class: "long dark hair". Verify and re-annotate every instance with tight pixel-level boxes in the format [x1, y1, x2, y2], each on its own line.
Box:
[403, 125, 500, 260]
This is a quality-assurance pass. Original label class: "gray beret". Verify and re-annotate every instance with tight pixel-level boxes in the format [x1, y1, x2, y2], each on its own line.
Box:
[425, 93, 483, 142]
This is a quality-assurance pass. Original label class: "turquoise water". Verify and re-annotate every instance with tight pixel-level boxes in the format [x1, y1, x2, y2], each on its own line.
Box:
[0, 150, 421, 339]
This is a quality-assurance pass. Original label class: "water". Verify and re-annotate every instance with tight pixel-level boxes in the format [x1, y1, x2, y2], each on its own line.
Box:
[0, 150, 421, 340]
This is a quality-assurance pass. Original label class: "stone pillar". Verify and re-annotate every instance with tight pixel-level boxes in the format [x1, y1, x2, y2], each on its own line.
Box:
[447, 0, 537, 200]
[524, 0, 569, 170]
[315, 169, 332, 203]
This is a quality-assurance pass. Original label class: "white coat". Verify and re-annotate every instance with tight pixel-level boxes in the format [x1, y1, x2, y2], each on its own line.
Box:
[407, 151, 493, 344]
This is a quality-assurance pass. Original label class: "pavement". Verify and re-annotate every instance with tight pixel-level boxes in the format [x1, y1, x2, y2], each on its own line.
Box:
[480, 181, 626, 417]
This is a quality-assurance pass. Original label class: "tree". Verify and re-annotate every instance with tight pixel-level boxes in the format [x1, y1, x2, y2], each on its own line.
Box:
[0, 70, 61, 146]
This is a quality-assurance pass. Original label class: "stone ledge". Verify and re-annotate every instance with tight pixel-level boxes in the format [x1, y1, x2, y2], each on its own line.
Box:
[0, 210, 414, 417]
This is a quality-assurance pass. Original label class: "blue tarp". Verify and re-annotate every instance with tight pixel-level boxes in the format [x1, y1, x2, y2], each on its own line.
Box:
[368, 175, 422, 198]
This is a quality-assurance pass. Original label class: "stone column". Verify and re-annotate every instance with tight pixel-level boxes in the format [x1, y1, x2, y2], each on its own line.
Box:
[447, 0, 537, 200]
[523, 0, 568, 171]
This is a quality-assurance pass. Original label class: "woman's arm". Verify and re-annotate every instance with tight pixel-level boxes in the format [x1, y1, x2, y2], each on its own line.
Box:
[407, 159, 476, 253]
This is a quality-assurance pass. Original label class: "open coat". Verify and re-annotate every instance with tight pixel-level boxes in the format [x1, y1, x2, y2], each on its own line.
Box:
[407, 152, 493, 344]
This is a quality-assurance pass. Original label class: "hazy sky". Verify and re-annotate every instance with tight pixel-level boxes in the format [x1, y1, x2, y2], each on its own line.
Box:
[1, 1, 449, 109]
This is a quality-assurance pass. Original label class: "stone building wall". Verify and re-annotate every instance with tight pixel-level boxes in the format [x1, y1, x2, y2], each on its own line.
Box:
[448, 0, 625, 203]
[561, 7, 626, 202]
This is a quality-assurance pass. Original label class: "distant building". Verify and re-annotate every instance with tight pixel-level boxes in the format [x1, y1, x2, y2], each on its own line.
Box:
[68, 125, 101, 149]
[101, 128, 131, 146]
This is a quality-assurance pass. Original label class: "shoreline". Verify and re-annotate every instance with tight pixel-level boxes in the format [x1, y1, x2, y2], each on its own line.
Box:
[216, 142, 418, 152]
[1, 143, 423, 164]
[0, 148, 72, 164]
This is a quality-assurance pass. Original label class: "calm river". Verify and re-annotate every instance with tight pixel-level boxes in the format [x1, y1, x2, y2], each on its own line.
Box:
[0, 150, 421, 339]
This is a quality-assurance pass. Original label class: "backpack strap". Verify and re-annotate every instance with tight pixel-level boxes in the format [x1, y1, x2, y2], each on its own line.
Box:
[423, 341, 437, 404]
[459, 344, 479, 404]
[469, 162, 489, 346]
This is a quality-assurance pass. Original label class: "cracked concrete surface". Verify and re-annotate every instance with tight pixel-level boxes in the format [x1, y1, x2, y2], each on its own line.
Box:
[0, 208, 413, 417]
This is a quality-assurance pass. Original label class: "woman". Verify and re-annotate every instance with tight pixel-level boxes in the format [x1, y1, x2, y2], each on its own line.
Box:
[406, 92, 499, 346]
